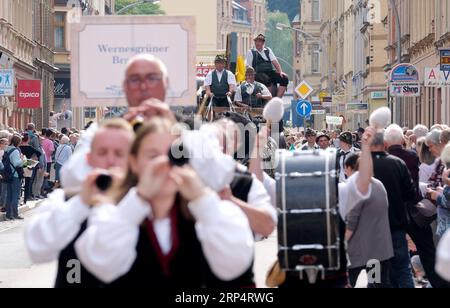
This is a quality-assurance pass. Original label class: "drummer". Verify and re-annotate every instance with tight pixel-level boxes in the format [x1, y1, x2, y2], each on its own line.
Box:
[234, 67, 272, 109]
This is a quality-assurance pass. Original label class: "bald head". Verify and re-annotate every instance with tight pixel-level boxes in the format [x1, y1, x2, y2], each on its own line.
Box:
[123, 54, 169, 107]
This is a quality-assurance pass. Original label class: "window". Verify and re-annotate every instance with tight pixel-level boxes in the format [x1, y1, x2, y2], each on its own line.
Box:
[54, 12, 66, 50]
[312, 0, 320, 21]
[84, 107, 96, 119]
[312, 44, 320, 73]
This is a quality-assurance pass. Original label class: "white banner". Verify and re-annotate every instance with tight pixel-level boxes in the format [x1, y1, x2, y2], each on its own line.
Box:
[424, 67, 450, 87]
[71, 16, 196, 107]
[326, 116, 343, 125]
[389, 82, 421, 97]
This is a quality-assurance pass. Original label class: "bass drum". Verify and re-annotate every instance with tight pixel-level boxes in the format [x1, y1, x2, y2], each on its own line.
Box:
[275, 149, 341, 275]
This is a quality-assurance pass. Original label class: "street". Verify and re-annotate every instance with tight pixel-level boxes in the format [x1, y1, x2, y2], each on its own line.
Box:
[0, 206, 367, 288]
[0, 206, 278, 288]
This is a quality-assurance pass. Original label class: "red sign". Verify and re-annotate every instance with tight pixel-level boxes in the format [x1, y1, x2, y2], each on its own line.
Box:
[17, 80, 41, 109]
[196, 66, 215, 78]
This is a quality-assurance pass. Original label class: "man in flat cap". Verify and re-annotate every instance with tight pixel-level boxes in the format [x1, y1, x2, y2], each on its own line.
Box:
[204, 54, 237, 107]
[246, 34, 289, 99]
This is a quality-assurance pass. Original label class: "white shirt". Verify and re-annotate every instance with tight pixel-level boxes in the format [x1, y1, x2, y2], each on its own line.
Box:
[338, 171, 372, 220]
[419, 161, 437, 183]
[338, 147, 359, 183]
[234, 81, 272, 103]
[245, 47, 277, 67]
[25, 190, 91, 264]
[49, 113, 63, 129]
[204, 69, 237, 87]
[75, 188, 254, 283]
[436, 229, 450, 282]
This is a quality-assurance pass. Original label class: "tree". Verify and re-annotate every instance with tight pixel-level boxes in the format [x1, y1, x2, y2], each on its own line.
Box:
[115, 0, 165, 15]
[268, 0, 300, 22]
[265, 11, 293, 79]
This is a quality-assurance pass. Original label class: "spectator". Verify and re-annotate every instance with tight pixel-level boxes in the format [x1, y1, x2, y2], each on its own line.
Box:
[32, 135, 47, 200]
[371, 131, 416, 288]
[4, 134, 26, 220]
[19, 133, 41, 204]
[417, 137, 437, 184]
[343, 153, 393, 288]
[54, 136, 72, 186]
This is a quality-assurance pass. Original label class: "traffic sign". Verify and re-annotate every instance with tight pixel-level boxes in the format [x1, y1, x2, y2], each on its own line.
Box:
[311, 109, 325, 115]
[440, 49, 450, 71]
[295, 80, 314, 99]
[296, 99, 312, 118]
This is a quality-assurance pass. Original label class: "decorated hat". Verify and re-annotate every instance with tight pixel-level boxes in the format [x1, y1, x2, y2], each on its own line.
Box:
[304, 128, 317, 137]
[215, 54, 227, 63]
[316, 133, 330, 143]
[339, 131, 353, 145]
[254, 33, 266, 41]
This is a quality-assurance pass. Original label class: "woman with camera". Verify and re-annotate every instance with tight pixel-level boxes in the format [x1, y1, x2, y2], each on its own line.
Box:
[75, 118, 254, 287]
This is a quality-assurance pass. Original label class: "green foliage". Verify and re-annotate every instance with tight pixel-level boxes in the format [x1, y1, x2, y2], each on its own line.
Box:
[265, 11, 293, 79]
[115, 0, 165, 15]
[268, 0, 300, 22]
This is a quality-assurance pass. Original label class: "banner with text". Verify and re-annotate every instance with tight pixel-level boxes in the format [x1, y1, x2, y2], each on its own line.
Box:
[17, 80, 41, 109]
[71, 16, 196, 107]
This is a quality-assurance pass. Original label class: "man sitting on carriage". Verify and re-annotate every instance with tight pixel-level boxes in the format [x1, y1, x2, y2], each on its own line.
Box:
[234, 67, 272, 109]
[246, 34, 289, 99]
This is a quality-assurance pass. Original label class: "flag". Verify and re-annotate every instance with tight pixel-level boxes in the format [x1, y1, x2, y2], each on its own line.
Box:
[235, 55, 246, 83]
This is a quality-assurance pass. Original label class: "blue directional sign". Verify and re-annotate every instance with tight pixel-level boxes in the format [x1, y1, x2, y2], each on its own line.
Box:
[296, 99, 312, 118]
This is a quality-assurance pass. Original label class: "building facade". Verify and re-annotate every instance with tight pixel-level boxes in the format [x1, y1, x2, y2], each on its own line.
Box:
[160, 0, 266, 66]
[386, 0, 450, 127]
[53, 0, 114, 130]
[0, 1, 36, 129]
[318, 0, 388, 130]
[34, 0, 59, 130]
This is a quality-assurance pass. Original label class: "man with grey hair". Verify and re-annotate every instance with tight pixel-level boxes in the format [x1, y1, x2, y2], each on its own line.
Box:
[426, 129, 445, 190]
[386, 125, 450, 288]
[371, 131, 416, 288]
[411, 125, 429, 151]
[123, 53, 169, 107]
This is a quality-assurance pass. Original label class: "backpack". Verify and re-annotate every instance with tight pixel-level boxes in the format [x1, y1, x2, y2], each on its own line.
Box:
[1, 148, 24, 182]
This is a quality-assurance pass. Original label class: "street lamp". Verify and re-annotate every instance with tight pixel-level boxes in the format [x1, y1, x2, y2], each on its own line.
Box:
[116, 0, 160, 15]
[389, 0, 402, 124]
[276, 22, 332, 96]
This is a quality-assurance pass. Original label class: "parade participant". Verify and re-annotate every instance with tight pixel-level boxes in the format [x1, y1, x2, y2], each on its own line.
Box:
[123, 54, 169, 107]
[61, 54, 176, 191]
[75, 118, 254, 286]
[316, 132, 331, 150]
[300, 128, 319, 151]
[25, 119, 134, 288]
[337, 131, 359, 182]
[371, 132, 416, 288]
[343, 153, 393, 288]
[279, 127, 377, 288]
[204, 55, 237, 107]
[204, 119, 276, 287]
[234, 67, 272, 108]
[246, 34, 289, 98]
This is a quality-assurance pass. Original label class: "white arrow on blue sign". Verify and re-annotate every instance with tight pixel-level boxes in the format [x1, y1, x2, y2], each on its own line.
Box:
[296, 100, 312, 117]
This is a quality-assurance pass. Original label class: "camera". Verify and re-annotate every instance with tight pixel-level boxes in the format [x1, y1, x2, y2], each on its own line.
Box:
[95, 173, 113, 192]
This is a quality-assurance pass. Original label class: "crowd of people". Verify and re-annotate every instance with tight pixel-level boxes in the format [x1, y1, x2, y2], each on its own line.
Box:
[5, 47, 446, 288]
[0, 124, 81, 220]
